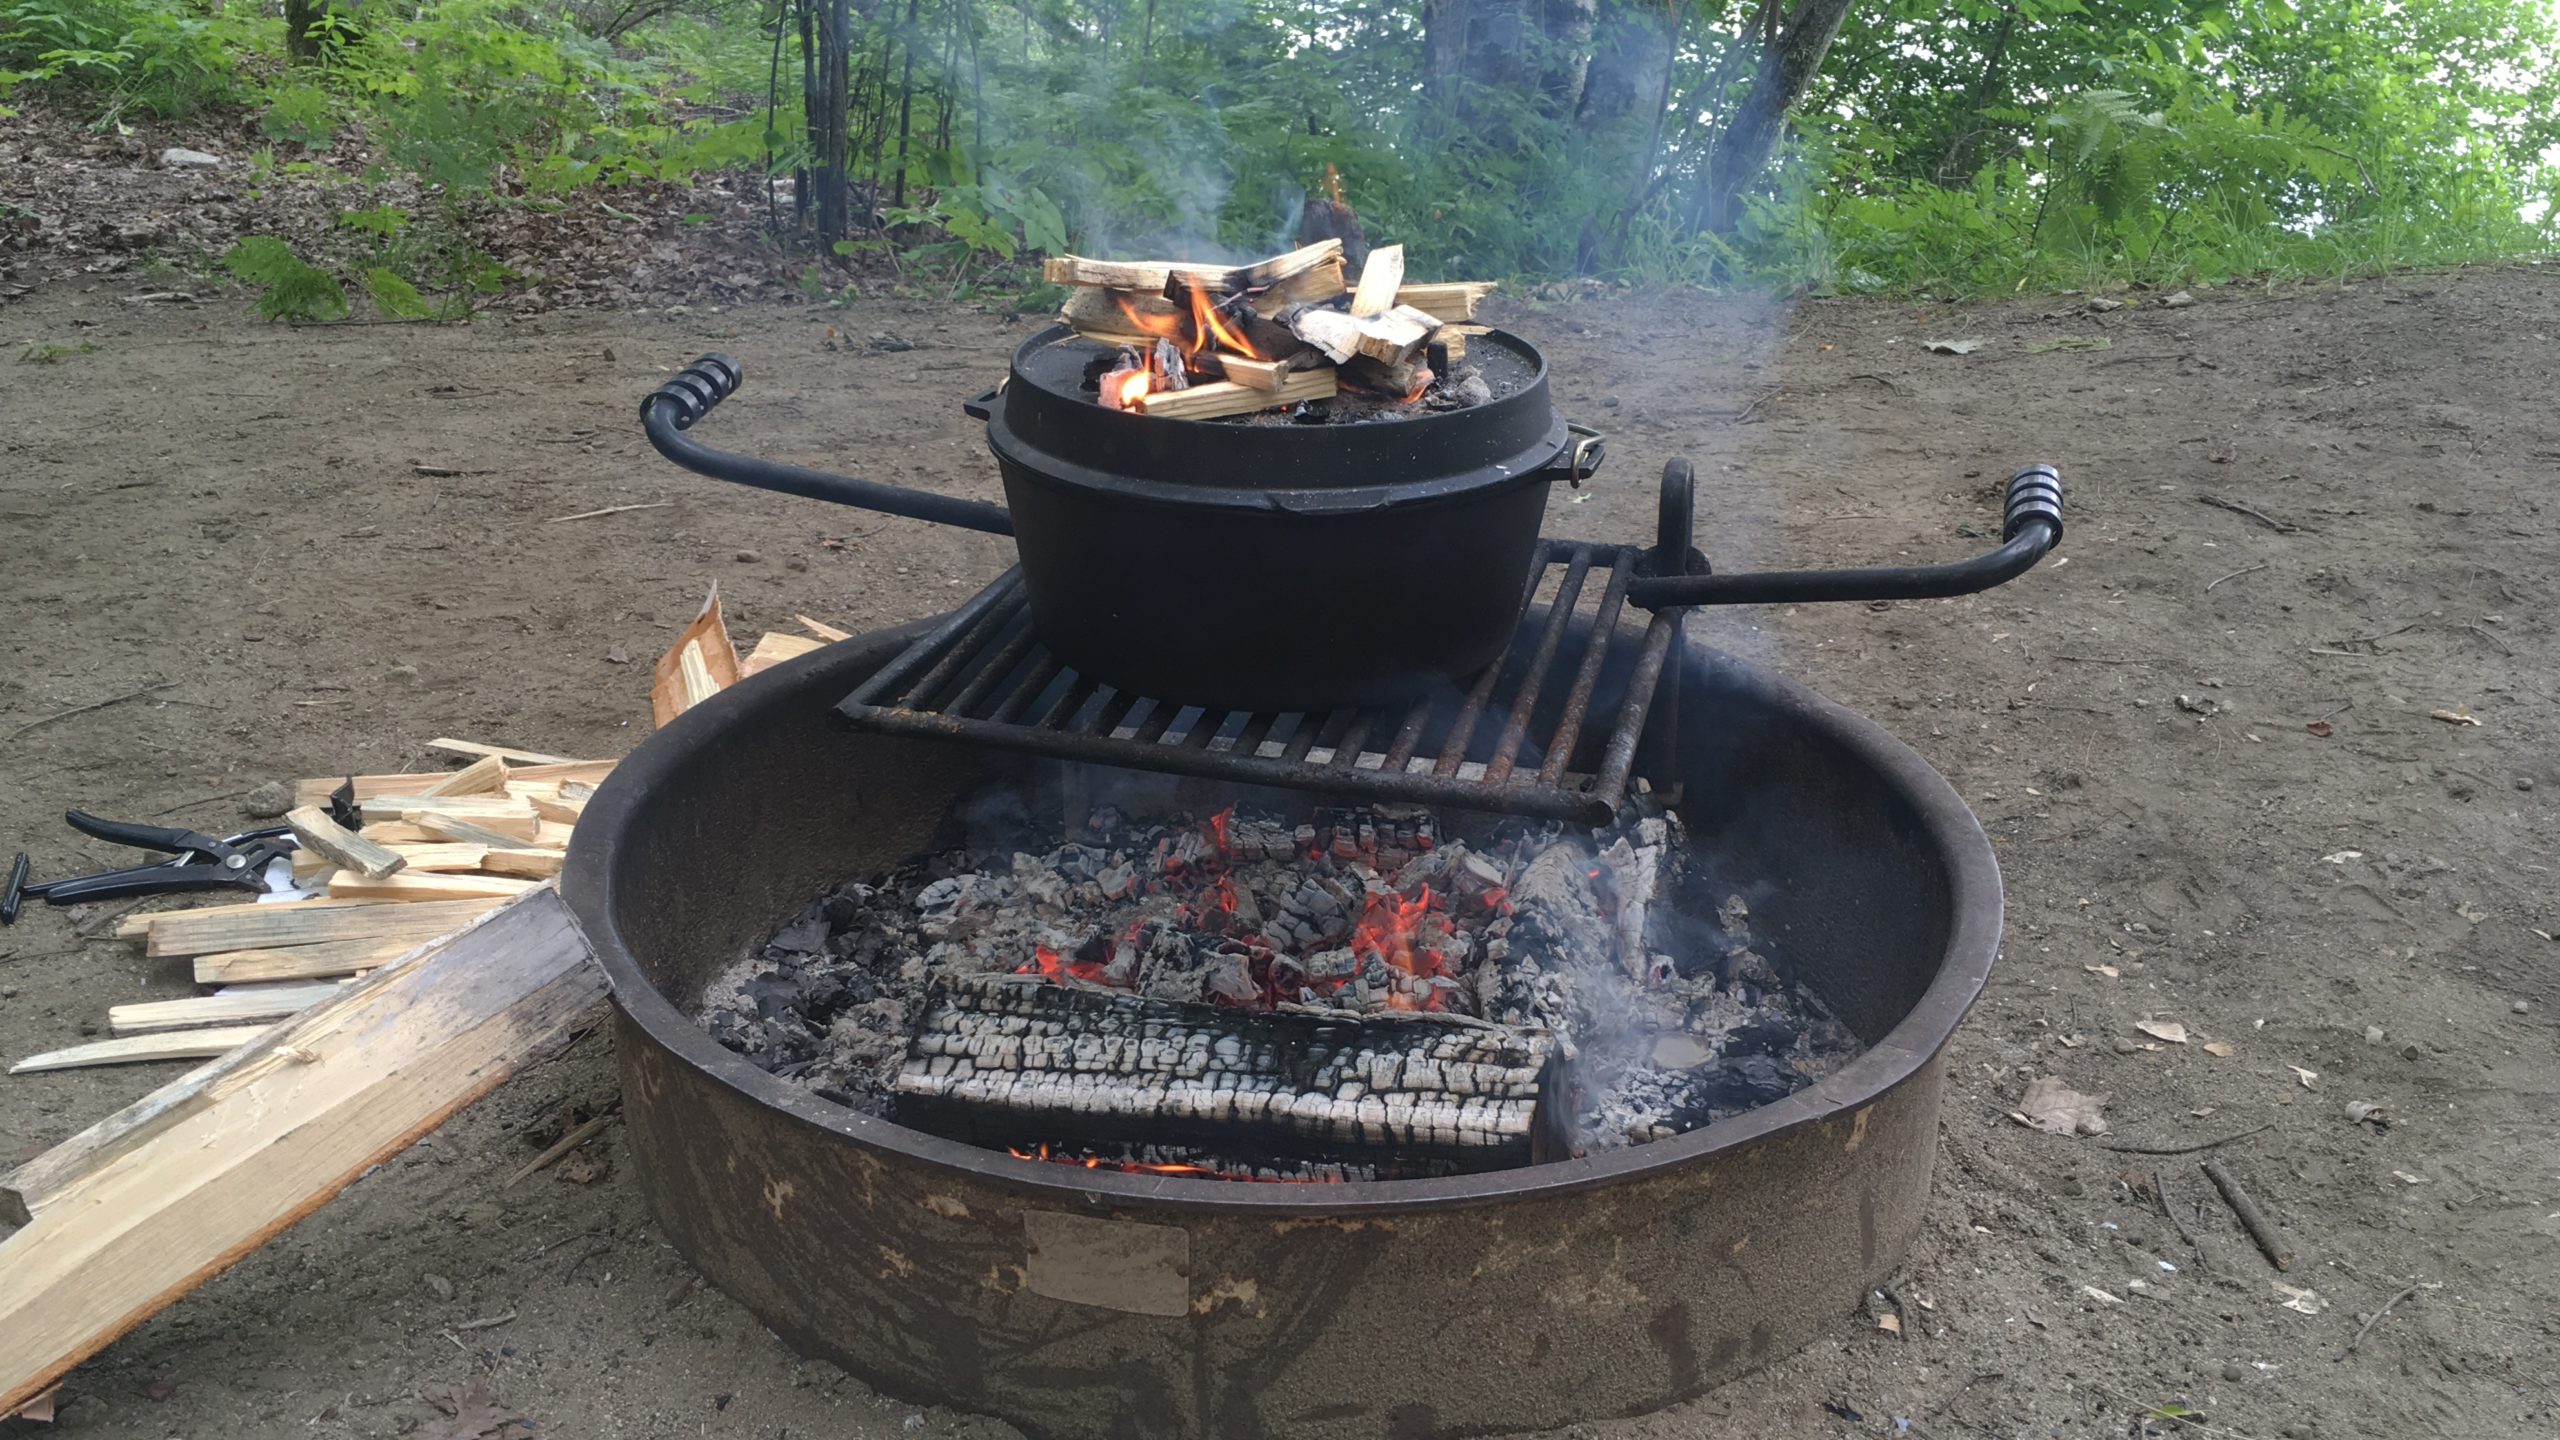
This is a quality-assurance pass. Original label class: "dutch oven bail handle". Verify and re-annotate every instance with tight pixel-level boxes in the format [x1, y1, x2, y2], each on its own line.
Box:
[1625, 460, 2063, 610]
[642, 354, 1017, 537]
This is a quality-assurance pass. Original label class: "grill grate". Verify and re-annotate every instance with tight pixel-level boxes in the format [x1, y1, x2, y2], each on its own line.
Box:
[835, 540, 1684, 823]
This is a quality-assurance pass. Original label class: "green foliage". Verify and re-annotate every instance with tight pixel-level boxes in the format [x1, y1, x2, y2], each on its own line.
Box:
[0, 0, 255, 117]
[18, 338, 100, 362]
[223, 236, 349, 322]
[362, 266, 432, 319]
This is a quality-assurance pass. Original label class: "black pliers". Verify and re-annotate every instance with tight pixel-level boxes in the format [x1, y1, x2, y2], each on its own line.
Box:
[1, 814, 298, 923]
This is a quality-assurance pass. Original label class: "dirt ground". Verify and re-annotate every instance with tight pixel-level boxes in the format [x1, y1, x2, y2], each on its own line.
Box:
[3, 261, 2555, 1440]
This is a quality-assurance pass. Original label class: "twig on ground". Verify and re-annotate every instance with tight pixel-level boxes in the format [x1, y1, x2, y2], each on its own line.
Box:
[504, 1104, 620, 1188]
[2155, 1168, 2209, 1269]
[6, 680, 175, 741]
[2096, 1122, 2274, 1156]
[2196, 493, 2306, 534]
[2204, 562, 2268, 591]
[2055, 654, 2151, 665]
[1730, 387, 1783, 424]
[2465, 624, 2513, 655]
[452, 1309, 520, 1332]
[2334, 1283, 2425, 1361]
[545, 502, 671, 524]
[2202, 1158, 2292, 1270]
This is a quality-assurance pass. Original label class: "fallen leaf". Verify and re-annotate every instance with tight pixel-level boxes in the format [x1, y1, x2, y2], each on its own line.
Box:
[2137, 1020, 2190, 1044]
[2392, 1170, 2429, 1185]
[1922, 338, 1984, 355]
[2345, 1099, 2386, 1124]
[2202, 1041, 2236, 1057]
[2014, 1075, 2110, 1135]
[2307, 720, 2333, 737]
[2427, 708, 2482, 727]
[2320, 850, 2362, 864]
[2085, 963, 2121, 978]
[2274, 1281, 2327, 1315]
[1876, 1313, 1903, 1335]
[2083, 1285, 2126, 1305]
[2288, 1065, 2319, 1089]
[419, 1383, 522, 1440]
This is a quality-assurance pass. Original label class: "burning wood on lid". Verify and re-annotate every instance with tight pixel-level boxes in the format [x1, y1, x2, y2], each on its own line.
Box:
[1044, 232, 1500, 421]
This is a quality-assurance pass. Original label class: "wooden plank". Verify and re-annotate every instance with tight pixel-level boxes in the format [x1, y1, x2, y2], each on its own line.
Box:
[651, 585, 739, 727]
[325, 872, 536, 905]
[418, 754, 507, 797]
[365, 797, 539, 838]
[143, 897, 504, 959]
[293, 843, 485, 880]
[1395, 281, 1495, 322]
[192, 937, 415, 985]
[427, 739, 576, 766]
[404, 812, 537, 849]
[1164, 240, 1344, 299]
[525, 792, 585, 826]
[110, 984, 347, 1037]
[1218, 356, 1291, 392]
[284, 805, 406, 881]
[479, 848, 565, 880]
[1248, 257, 1349, 316]
[9, 1028, 272, 1076]
[118, 896, 362, 942]
[499, 760, 616, 786]
[1044, 239, 1342, 295]
[0, 888, 600, 1410]
[740, 631, 826, 678]
[794, 614, 851, 641]
[1349, 243, 1405, 319]
[1132, 368, 1336, 420]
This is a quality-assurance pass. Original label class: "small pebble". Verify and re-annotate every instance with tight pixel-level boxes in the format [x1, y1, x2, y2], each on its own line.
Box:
[240, 780, 295, 819]
[785, 554, 809, 572]
[2223, 1361, 2249, 1383]
[2400, 1043, 2422, 1061]
[2111, 1036, 2140, 1054]
[2517, 776, 2535, 792]
[423, 1273, 454, 1301]
[2363, 1025, 2385, 1044]
[2515, 1000, 2531, 1014]
[735, 549, 761, 564]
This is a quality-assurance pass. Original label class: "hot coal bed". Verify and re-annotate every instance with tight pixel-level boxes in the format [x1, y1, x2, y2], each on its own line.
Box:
[697, 794, 1856, 1183]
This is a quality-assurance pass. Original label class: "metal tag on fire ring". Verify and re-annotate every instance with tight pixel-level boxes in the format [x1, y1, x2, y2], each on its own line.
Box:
[1022, 1209, 1191, 1317]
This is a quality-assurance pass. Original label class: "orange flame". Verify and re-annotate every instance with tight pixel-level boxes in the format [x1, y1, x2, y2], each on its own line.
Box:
[1349, 884, 1450, 1012]
[1007, 1143, 1343, 1183]
[1182, 281, 1264, 361]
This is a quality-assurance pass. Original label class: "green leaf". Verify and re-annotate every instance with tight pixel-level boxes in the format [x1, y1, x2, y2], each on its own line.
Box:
[363, 266, 432, 320]
[222, 237, 348, 323]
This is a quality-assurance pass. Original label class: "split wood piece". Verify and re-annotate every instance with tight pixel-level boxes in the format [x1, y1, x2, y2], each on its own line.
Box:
[1349, 243, 1405, 319]
[293, 761, 609, 807]
[193, 936, 417, 985]
[794, 614, 851, 641]
[523, 791, 584, 826]
[741, 630, 826, 678]
[650, 584, 739, 727]
[1341, 354, 1430, 399]
[895, 974, 1553, 1172]
[418, 754, 507, 797]
[0, 887, 601, 1412]
[1218, 356, 1293, 392]
[1245, 256, 1350, 316]
[1042, 239, 1341, 296]
[479, 847, 566, 880]
[8, 1027, 273, 1078]
[502, 760, 617, 787]
[141, 896, 506, 959]
[284, 806, 406, 881]
[109, 983, 347, 1037]
[1395, 282, 1496, 322]
[2201, 1158, 2293, 1271]
[1131, 368, 1337, 421]
[117, 896, 356, 942]
[1058, 287, 1182, 340]
[326, 871, 538, 905]
[294, 842, 485, 880]
[367, 798, 539, 838]
[1277, 303, 1439, 366]
[427, 739, 576, 766]
[406, 812, 539, 850]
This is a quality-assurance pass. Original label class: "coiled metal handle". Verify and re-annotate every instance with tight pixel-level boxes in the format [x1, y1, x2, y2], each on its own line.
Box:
[641, 353, 743, 429]
[2003, 463, 2064, 544]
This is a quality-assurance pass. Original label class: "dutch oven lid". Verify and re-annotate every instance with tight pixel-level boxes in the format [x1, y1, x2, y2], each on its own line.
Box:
[971, 325, 1581, 516]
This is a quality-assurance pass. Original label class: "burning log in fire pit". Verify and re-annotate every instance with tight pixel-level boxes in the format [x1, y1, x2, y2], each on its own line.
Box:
[1043, 237, 1498, 421]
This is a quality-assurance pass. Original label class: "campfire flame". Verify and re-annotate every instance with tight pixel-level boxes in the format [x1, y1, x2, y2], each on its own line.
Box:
[1007, 1142, 1343, 1183]
[1105, 283, 1267, 411]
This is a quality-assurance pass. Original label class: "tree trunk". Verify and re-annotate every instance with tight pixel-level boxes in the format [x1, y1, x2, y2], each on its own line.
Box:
[1692, 0, 1858, 233]
[815, 0, 852, 245]
[1934, 9, 2015, 182]
[796, 0, 817, 224]
[1576, 0, 1672, 133]
[284, 0, 322, 61]
[1421, 0, 1598, 132]
[890, 0, 920, 208]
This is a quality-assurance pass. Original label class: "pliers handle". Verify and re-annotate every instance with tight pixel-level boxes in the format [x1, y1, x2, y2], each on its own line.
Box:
[19, 814, 295, 908]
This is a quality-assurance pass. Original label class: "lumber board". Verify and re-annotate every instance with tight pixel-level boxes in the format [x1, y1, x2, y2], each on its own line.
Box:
[1349, 243, 1405, 319]
[110, 984, 346, 1037]
[499, 759, 616, 786]
[366, 797, 539, 838]
[1247, 256, 1349, 315]
[0, 888, 600, 1411]
[525, 792, 585, 826]
[192, 937, 415, 985]
[293, 842, 485, 880]
[1395, 281, 1495, 321]
[427, 739, 576, 765]
[297, 761, 614, 808]
[284, 806, 407, 881]
[1044, 239, 1341, 294]
[326, 871, 537, 905]
[142, 897, 504, 959]
[117, 896, 359, 942]
[8, 1028, 271, 1077]
[419, 754, 507, 797]
[1218, 355, 1291, 392]
[1132, 368, 1337, 420]
[740, 630, 826, 677]
[794, 614, 851, 641]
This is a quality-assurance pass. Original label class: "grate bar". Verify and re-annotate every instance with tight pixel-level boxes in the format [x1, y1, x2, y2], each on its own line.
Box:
[837, 543, 1683, 823]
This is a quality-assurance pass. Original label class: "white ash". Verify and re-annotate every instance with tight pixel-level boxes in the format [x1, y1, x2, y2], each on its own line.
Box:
[695, 798, 1859, 1161]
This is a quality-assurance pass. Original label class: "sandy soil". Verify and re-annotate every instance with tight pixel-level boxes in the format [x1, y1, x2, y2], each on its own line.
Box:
[2, 264, 2555, 1439]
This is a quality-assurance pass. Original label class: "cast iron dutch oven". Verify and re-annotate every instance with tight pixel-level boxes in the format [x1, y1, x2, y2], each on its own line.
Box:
[639, 329, 1602, 714]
